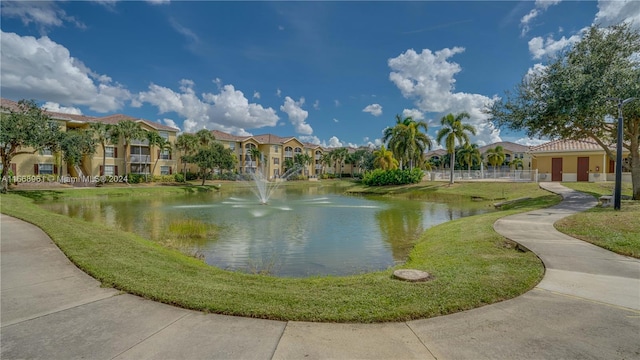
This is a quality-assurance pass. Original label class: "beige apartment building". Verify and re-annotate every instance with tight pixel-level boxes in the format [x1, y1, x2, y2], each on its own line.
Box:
[1, 98, 179, 180]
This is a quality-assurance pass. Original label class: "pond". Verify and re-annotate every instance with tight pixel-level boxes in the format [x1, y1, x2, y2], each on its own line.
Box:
[40, 184, 492, 277]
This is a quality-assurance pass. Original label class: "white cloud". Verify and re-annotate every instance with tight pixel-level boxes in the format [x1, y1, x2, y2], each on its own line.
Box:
[276, 88, 282, 97]
[253, 91, 261, 99]
[528, 33, 582, 60]
[362, 103, 383, 116]
[41, 102, 82, 115]
[334, 99, 340, 107]
[313, 100, 320, 110]
[388, 47, 501, 146]
[595, 0, 640, 30]
[146, 0, 170, 4]
[161, 118, 181, 131]
[280, 97, 313, 135]
[514, 137, 549, 146]
[278, 25, 285, 31]
[525, 63, 547, 82]
[520, 0, 562, 36]
[333, 118, 339, 123]
[298, 135, 321, 145]
[137, 80, 279, 135]
[0, 31, 131, 112]
[401, 108, 425, 121]
[0, 1, 85, 33]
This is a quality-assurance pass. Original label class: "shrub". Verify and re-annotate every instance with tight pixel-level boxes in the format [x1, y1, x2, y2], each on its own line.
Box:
[168, 219, 208, 238]
[174, 173, 185, 183]
[362, 168, 424, 186]
[185, 171, 198, 181]
[128, 174, 144, 184]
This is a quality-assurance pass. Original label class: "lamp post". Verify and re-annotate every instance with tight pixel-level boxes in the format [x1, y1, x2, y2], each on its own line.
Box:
[609, 97, 637, 210]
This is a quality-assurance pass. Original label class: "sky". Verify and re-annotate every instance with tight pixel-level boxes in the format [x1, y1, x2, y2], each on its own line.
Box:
[1, 1, 639, 149]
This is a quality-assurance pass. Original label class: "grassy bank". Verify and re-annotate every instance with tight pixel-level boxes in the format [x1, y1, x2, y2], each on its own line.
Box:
[556, 182, 639, 258]
[1, 182, 559, 322]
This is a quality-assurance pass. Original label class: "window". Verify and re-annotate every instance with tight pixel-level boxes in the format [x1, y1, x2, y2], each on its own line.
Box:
[105, 146, 115, 158]
[158, 131, 169, 140]
[38, 164, 54, 175]
[40, 148, 52, 156]
[229, 142, 235, 151]
[274, 145, 279, 153]
[160, 166, 171, 175]
[273, 158, 279, 165]
[160, 149, 170, 160]
[103, 165, 115, 176]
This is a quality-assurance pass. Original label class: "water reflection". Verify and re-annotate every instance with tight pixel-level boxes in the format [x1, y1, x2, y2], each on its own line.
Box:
[40, 185, 492, 277]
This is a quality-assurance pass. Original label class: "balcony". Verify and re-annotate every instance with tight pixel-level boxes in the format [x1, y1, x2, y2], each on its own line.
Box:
[131, 139, 149, 146]
[130, 155, 151, 163]
[285, 151, 293, 157]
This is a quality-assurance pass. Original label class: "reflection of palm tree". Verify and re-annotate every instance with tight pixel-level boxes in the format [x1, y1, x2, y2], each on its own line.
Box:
[373, 145, 398, 170]
[375, 200, 424, 261]
[436, 112, 476, 184]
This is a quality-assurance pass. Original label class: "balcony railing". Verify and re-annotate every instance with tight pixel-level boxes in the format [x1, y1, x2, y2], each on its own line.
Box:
[130, 155, 151, 163]
[285, 151, 293, 157]
[131, 139, 149, 146]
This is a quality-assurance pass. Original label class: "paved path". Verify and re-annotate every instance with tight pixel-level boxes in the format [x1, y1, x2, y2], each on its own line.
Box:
[1, 183, 639, 359]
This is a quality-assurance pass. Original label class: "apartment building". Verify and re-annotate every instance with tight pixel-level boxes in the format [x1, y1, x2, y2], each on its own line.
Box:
[1, 98, 179, 179]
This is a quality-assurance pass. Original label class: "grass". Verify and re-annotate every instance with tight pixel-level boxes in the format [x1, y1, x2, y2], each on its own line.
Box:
[0, 182, 560, 322]
[556, 182, 639, 258]
[168, 219, 209, 239]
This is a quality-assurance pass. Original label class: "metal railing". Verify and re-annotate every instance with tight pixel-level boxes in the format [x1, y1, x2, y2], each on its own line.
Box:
[130, 155, 151, 163]
[426, 169, 538, 182]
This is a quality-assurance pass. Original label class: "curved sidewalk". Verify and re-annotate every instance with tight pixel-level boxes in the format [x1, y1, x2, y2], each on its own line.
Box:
[1, 183, 639, 359]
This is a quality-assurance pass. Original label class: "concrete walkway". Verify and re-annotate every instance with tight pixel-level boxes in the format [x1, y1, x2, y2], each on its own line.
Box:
[1, 183, 639, 359]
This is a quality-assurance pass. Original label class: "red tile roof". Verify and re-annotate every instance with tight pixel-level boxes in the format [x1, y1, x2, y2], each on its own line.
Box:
[530, 139, 614, 153]
[1, 98, 178, 132]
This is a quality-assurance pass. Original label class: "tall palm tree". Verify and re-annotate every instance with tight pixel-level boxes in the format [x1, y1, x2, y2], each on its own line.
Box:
[511, 157, 524, 170]
[382, 115, 432, 170]
[331, 148, 349, 177]
[147, 131, 171, 178]
[436, 112, 476, 184]
[321, 152, 333, 175]
[175, 133, 199, 180]
[457, 143, 481, 178]
[113, 120, 145, 178]
[294, 153, 312, 176]
[373, 145, 399, 170]
[195, 129, 215, 148]
[89, 122, 114, 176]
[249, 147, 263, 169]
[486, 145, 506, 178]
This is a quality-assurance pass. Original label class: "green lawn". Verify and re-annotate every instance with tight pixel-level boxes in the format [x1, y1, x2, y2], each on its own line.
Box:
[557, 182, 639, 258]
[1, 182, 560, 322]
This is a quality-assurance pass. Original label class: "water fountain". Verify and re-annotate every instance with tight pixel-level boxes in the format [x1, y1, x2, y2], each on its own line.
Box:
[243, 158, 302, 205]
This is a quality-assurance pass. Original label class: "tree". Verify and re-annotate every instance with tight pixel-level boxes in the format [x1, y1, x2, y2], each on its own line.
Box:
[330, 148, 349, 177]
[249, 147, 263, 169]
[373, 145, 399, 170]
[487, 24, 640, 199]
[382, 115, 432, 170]
[195, 129, 215, 148]
[485, 145, 506, 178]
[147, 131, 171, 179]
[191, 142, 235, 185]
[89, 122, 115, 176]
[457, 143, 481, 177]
[60, 129, 97, 170]
[321, 152, 333, 174]
[0, 100, 61, 193]
[112, 120, 145, 178]
[175, 133, 199, 180]
[511, 158, 524, 170]
[348, 149, 370, 176]
[436, 112, 477, 184]
[294, 153, 312, 176]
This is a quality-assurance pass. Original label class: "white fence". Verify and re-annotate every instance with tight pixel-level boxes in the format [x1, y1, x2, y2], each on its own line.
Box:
[426, 169, 539, 182]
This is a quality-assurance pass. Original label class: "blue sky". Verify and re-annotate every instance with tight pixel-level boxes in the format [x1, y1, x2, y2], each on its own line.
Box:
[1, 1, 638, 148]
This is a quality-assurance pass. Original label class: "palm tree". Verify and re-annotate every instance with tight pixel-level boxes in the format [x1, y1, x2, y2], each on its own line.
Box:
[147, 132, 173, 179]
[294, 153, 312, 176]
[249, 147, 263, 169]
[486, 145, 506, 178]
[436, 112, 476, 184]
[113, 120, 145, 178]
[330, 148, 349, 177]
[382, 115, 432, 170]
[511, 157, 524, 170]
[89, 122, 114, 176]
[195, 129, 215, 148]
[175, 133, 199, 180]
[321, 152, 333, 175]
[457, 143, 481, 178]
[373, 145, 399, 170]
